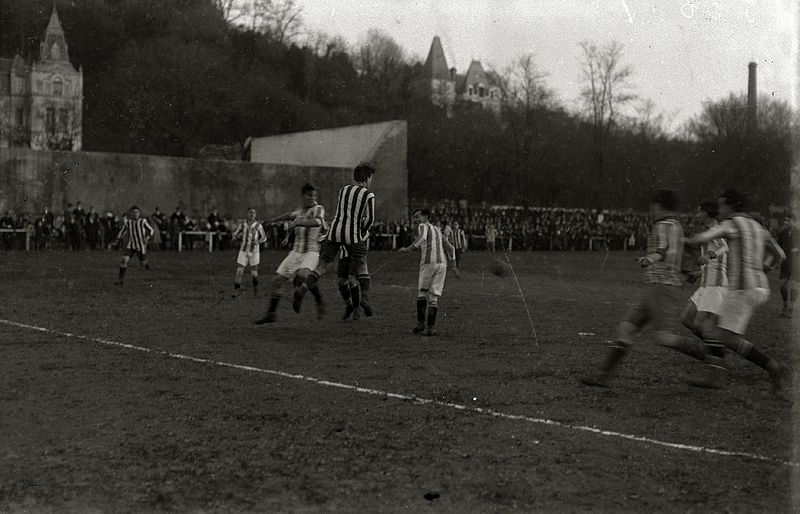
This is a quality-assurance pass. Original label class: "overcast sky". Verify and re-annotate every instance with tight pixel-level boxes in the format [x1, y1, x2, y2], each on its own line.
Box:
[296, 0, 797, 130]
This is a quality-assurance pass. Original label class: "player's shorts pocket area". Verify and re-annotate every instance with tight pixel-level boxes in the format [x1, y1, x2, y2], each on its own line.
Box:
[623, 284, 684, 330]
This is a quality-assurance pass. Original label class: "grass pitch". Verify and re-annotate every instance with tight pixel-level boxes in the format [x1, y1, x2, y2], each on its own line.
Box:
[0, 249, 795, 512]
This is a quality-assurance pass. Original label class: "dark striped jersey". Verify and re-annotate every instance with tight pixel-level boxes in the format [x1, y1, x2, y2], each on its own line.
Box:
[327, 185, 375, 244]
[699, 222, 728, 288]
[450, 228, 467, 250]
[698, 215, 784, 290]
[291, 203, 325, 253]
[118, 218, 154, 253]
[645, 218, 684, 286]
[234, 221, 266, 253]
[412, 222, 448, 266]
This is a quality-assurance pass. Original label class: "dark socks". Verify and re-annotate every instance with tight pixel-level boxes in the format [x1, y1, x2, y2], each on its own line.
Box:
[306, 272, 320, 289]
[118, 266, 127, 280]
[309, 285, 322, 304]
[350, 286, 360, 309]
[742, 346, 777, 372]
[252, 276, 259, 293]
[267, 293, 280, 313]
[427, 306, 438, 327]
[416, 298, 427, 323]
[601, 341, 629, 373]
[338, 283, 352, 304]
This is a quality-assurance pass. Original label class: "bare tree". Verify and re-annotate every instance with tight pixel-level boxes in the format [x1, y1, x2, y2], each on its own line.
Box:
[579, 40, 635, 206]
[491, 53, 559, 203]
[216, 0, 302, 43]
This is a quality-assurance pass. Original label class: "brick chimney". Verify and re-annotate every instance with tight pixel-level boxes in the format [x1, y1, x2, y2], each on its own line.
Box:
[747, 62, 757, 133]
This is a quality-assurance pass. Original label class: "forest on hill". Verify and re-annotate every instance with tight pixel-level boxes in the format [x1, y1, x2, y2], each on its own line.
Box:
[0, 0, 794, 209]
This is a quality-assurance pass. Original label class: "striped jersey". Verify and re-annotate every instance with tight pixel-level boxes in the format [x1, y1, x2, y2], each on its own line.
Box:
[699, 222, 728, 288]
[450, 228, 467, 250]
[327, 185, 375, 244]
[699, 215, 780, 290]
[645, 217, 684, 285]
[118, 217, 154, 252]
[291, 203, 325, 253]
[235, 220, 266, 253]
[413, 222, 448, 266]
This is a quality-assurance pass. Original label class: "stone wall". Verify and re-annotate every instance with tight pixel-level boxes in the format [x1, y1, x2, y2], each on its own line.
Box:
[0, 148, 407, 221]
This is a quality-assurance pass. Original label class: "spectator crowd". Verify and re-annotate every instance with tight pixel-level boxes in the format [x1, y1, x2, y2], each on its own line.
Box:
[0, 199, 787, 253]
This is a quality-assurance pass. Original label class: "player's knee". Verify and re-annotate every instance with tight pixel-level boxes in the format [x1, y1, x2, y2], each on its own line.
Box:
[337, 277, 348, 287]
[250, 269, 259, 277]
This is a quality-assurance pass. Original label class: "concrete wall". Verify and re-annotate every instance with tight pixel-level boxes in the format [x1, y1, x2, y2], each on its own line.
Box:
[250, 120, 408, 222]
[0, 148, 399, 221]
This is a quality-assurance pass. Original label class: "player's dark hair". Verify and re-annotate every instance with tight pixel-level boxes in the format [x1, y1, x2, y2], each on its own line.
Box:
[353, 161, 375, 182]
[413, 208, 431, 219]
[651, 189, 679, 211]
[699, 200, 718, 219]
[130, 205, 139, 211]
[301, 183, 316, 194]
[720, 188, 747, 211]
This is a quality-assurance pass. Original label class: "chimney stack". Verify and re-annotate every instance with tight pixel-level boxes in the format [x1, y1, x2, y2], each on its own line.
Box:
[747, 62, 757, 132]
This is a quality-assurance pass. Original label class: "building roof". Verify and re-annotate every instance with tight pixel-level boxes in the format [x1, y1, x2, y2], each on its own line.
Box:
[420, 36, 450, 81]
[249, 120, 406, 168]
[456, 60, 497, 94]
[40, 5, 70, 62]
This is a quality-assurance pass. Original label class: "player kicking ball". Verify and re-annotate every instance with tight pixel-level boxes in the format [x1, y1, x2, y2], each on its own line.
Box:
[399, 208, 455, 336]
[114, 205, 154, 285]
[255, 184, 326, 324]
[231, 207, 267, 298]
[581, 190, 686, 387]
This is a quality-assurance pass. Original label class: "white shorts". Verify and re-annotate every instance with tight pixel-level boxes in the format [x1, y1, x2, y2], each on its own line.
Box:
[418, 263, 447, 297]
[718, 288, 770, 335]
[237, 251, 260, 267]
[690, 286, 725, 315]
[276, 251, 319, 278]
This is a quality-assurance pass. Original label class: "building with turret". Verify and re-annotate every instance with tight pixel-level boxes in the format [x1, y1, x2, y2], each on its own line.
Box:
[417, 36, 501, 115]
[0, 6, 83, 151]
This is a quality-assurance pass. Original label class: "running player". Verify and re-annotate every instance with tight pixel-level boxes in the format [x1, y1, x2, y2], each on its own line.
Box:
[294, 162, 376, 314]
[255, 184, 325, 323]
[659, 200, 728, 361]
[399, 208, 456, 336]
[684, 189, 789, 396]
[231, 207, 267, 298]
[581, 190, 685, 387]
[114, 206, 154, 285]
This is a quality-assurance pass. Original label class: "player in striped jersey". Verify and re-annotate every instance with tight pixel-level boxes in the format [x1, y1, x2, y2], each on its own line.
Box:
[231, 207, 267, 298]
[449, 220, 468, 278]
[294, 162, 376, 314]
[114, 206, 154, 285]
[255, 184, 326, 323]
[581, 190, 685, 387]
[658, 201, 729, 361]
[684, 189, 789, 396]
[399, 209, 456, 336]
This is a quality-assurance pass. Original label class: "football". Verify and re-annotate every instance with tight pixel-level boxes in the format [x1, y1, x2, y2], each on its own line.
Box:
[489, 259, 509, 277]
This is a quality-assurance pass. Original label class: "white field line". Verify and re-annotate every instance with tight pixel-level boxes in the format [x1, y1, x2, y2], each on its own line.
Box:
[1, 317, 796, 469]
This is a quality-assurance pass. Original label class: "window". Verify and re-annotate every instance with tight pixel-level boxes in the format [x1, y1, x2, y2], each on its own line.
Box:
[52, 78, 63, 96]
[15, 108, 23, 127]
[59, 109, 70, 132]
[51, 43, 60, 60]
[479, 86, 485, 97]
[468, 86, 473, 96]
[12, 75, 24, 94]
[46, 108, 56, 135]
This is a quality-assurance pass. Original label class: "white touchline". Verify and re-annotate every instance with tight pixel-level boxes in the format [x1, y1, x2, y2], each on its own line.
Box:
[1, 318, 796, 469]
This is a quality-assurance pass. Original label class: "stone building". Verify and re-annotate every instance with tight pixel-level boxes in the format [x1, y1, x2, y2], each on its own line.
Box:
[418, 36, 501, 114]
[0, 6, 83, 151]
